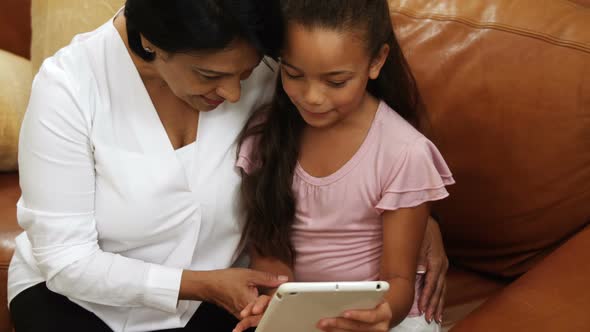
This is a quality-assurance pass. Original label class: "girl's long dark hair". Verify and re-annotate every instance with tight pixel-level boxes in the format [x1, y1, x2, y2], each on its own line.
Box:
[238, 0, 424, 265]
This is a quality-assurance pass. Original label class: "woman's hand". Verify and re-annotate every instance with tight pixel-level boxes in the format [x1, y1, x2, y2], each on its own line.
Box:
[417, 216, 448, 324]
[181, 268, 287, 318]
[233, 294, 272, 332]
[316, 301, 393, 332]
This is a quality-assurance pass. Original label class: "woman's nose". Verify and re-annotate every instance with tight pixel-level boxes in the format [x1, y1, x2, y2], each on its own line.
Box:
[216, 78, 242, 103]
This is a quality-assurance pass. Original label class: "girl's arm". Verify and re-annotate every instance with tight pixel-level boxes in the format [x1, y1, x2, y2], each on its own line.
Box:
[380, 203, 430, 326]
[316, 204, 429, 332]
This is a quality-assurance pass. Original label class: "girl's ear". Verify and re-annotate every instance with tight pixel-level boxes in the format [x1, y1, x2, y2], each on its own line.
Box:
[369, 44, 390, 80]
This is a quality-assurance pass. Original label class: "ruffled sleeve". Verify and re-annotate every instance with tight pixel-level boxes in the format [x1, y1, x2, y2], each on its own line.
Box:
[236, 134, 260, 175]
[376, 137, 455, 212]
[236, 111, 269, 174]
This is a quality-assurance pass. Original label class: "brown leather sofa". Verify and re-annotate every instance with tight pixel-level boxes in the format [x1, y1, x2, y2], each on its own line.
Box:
[0, 1, 588, 331]
[0, 0, 31, 329]
[390, 0, 590, 330]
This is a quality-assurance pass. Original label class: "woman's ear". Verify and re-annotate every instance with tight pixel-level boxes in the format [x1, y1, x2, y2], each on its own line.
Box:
[140, 34, 154, 53]
[140, 34, 170, 61]
[369, 44, 390, 80]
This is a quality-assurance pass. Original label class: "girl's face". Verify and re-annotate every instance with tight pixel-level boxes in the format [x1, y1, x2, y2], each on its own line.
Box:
[280, 23, 388, 128]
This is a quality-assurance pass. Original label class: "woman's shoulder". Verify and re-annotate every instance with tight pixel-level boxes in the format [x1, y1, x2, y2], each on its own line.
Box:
[31, 21, 118, 116]
[36, 20, 114, 86]
[26, 30, 112, 138]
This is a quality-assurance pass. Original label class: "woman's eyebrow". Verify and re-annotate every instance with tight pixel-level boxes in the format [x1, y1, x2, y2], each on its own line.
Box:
[193, 64, 259, 76]
[192, 66, 231, 76]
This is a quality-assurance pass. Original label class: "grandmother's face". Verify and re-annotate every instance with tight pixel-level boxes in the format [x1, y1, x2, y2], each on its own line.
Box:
[155, 39, 262, 111]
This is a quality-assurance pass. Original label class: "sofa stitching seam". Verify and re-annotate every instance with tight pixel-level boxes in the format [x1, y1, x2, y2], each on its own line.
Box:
[391, 9, 590, 54]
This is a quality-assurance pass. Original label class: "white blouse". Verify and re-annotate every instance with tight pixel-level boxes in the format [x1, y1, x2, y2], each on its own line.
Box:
[8, 18, 275, 332]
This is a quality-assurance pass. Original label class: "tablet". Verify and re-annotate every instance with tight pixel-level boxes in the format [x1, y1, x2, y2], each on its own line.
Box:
[256, 281, 389, 332]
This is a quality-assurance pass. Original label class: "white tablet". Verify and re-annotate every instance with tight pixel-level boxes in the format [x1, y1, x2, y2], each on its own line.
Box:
[256, 281, 389, 332]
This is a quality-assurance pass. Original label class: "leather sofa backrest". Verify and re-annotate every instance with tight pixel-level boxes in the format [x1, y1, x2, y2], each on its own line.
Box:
[389, 0, 590, 276]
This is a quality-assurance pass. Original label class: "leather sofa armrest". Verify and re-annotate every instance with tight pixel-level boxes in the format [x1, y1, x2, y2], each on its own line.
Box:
[0, 172, 21, 331]
[451, 224, 590, 331]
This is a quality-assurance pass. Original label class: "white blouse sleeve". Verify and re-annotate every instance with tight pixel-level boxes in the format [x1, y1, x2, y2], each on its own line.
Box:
[17, 61, 182, 312]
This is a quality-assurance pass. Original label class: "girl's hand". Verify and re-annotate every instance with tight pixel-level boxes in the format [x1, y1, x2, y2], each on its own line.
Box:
[233, 295, 272, 332]
[417, 216, 448, 324]
[316, 301, 393, 332]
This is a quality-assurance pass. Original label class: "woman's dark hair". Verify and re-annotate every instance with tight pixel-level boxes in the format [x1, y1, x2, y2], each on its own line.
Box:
[124, 0, 283, 61]
[238, 0, 424, 265]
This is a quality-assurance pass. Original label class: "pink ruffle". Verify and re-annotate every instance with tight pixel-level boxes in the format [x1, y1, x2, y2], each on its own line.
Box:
[235, 132, 260, 175]
[375, 138, 455, 212]
[236, 154, 256, 175]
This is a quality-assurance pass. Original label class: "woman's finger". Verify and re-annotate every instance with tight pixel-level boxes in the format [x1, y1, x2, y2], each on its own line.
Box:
[247, 270, 289, 289]
[419, 264, 436, 313]
[233, 315, 262, 332]
[426, 274, 445, 323]
[435, 282, 446, 324]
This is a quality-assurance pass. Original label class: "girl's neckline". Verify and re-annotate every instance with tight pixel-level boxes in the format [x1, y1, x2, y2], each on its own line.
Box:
[295, 101, 385, 186]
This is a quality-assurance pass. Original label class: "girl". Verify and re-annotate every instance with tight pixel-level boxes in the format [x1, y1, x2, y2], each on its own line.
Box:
[235, 0, 454, 331]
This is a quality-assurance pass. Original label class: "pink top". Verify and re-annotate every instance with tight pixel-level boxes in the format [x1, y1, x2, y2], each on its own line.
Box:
[237, 101, 455, 316]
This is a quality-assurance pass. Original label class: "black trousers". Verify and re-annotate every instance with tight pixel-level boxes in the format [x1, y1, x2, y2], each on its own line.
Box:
[10, 282, 254, 332]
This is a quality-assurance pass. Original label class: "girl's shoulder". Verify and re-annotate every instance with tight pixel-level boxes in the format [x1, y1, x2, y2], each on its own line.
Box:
[371, 101, 452, 179]
[373, 101, 424, 148]
[372, 102, 455, 209]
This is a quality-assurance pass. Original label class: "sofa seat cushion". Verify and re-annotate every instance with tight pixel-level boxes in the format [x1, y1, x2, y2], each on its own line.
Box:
[443, 267, 507, 330]
[450, 224, 590, 331]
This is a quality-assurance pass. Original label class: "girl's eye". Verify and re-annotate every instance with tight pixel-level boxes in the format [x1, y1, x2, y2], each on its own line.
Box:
[281, 66, 303, 79]
[284, 71, 303, 79]
[328, 81, 347, 88]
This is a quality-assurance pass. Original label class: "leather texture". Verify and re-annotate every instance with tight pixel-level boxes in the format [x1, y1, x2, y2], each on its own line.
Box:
[0, 173, 20, 332]
[388, 0, 590, 330]
[389, 0, 590, 277]
[451, 224, 590, 331]
[442, 267, 507, 330]
[0, 0, 31, 59]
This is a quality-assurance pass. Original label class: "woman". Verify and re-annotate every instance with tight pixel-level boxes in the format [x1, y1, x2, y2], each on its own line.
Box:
[8, 1, 447, 331]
